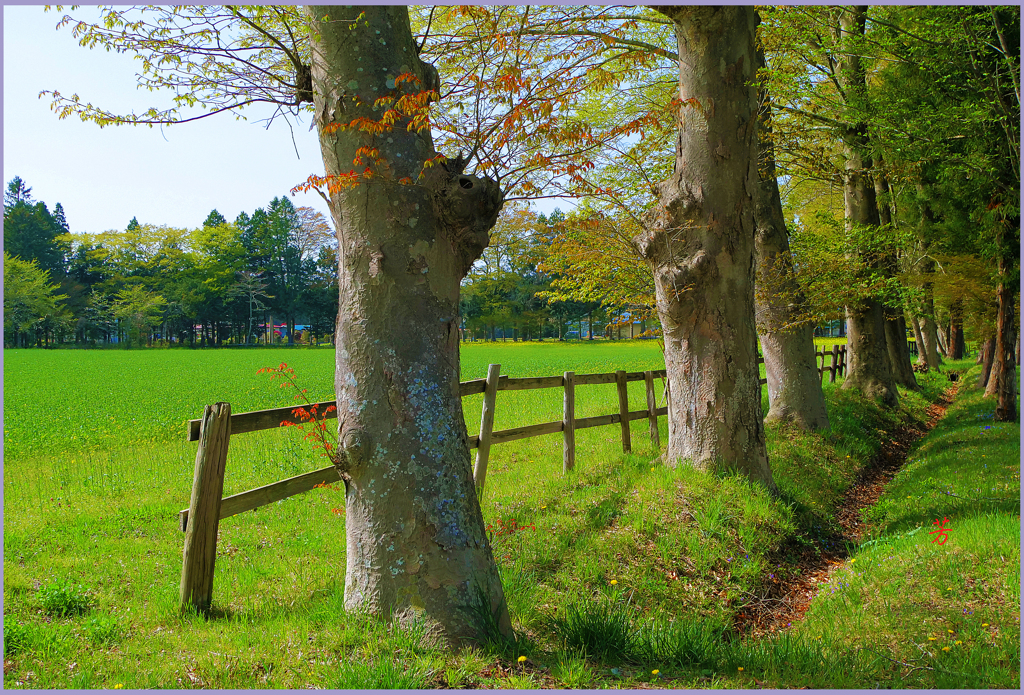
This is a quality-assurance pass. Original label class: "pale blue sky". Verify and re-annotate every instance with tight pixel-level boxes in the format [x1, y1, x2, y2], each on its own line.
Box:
[3, 5, 338, 234]
[2, 5, 566, 237]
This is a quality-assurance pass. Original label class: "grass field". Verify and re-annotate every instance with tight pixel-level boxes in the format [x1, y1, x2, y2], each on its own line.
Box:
[3, 342, 1018, 688]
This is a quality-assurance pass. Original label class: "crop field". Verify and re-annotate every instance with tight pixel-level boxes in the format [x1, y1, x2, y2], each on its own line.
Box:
[1, 338, 813, 518]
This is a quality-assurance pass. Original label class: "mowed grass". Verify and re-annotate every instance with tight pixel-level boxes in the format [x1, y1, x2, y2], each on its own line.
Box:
[4, 343, 1015, 688]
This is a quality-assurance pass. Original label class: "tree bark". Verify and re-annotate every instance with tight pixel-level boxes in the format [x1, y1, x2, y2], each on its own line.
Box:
[836, 7, 898, 407]
[987, 246, 1018, 423]
[979, 336, 996, 387]
[910, 313, 927, 367]
[884, 309, 919, 389]
[638, 7, 776, 493]
[913, 185, 943, 371]
[935, 309, 950, 357]
[752, 47, 829, 430]
[306, 5, 510, 646]
[949, 297, 966, 360]
[873, 155, 917, 390]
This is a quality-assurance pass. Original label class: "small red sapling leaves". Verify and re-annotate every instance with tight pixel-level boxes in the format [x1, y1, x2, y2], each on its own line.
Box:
[259, 364, 339, 464]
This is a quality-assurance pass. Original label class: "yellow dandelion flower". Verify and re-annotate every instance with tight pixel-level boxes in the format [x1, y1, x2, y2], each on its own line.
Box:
[540, 505, 547, 509]
[948, 629, 954, 634]
[955, 641, 962, 645]
[983, 623, 990, 627]
[738, 667, 744, 672]
[517, 655, 527, 664]
[946, 587, 952, 590]
[928, 637, 937, 641]
[610, 579, 618, 585]
[114, 686, 123, 690]
[942, 646, 950, 652]
[652, 670, 660, 676]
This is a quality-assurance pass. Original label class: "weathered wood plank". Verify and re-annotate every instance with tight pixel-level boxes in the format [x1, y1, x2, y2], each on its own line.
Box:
[574, 409, 651, 430]
[490, 419, 564, 444]
[180, 403, 231, 612]
[459, 378, 487, 396]
[563, 371, 576, 473]
[575, 413, 617, 430]
[499, 375, 564, 390]
[187, 400, 337, 442]
[645, 371, 660, 448]
[574, 372, 618, 386]
[178, 464, 340, 532]
[616, 370, 631, 453]
[473, 364, 501, 498]
[829, 345, 840, 383]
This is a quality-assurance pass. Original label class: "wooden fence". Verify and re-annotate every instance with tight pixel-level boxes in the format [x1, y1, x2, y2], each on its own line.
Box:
[177, 346, 847, 610]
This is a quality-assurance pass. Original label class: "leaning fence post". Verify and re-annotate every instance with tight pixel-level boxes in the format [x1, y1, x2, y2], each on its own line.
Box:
[563, 371, 576, 473]
[473, 364, 501, 498]
[615, 370, 631, 453]
[829, 345, 840, 383]
[644, 371, 660, 449]
[180, 401, 231, 613]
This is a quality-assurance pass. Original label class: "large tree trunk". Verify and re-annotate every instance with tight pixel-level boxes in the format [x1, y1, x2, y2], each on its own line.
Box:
[752, 48, 829, 430]
[637, 7, 776, 493]
[873, 156, 918, 390]
[306, 5, 510, 647]
[987, 246, 1018, 423]
[913, 185, 943, 371]
[837, 7, 898, 407]
[935, 309, 950, 357]
[949, 297, 966, 359]
[910, 313, 927, 366]
[884, 309, 918, 389]
[979, 335, 996, 387]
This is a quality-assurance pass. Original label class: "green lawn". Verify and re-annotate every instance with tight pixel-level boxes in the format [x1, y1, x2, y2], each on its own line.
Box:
[3, 344, 1018, 688]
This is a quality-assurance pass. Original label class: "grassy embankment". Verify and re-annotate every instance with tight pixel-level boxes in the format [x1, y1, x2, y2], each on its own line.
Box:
[3, 344, 1017, 688]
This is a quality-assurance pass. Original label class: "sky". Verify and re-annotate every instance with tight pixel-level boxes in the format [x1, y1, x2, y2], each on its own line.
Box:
[2, 5, 567, 237]
[2, 5, 340, 235]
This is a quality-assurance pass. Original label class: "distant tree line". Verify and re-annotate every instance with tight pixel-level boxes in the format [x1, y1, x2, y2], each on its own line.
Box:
[4, 176, 660, 349]
[3, 176, 338, 348]
[460, 204, 659, 342]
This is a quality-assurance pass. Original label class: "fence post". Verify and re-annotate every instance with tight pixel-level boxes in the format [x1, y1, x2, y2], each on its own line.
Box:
[829, 345, 839, 383]
[644, 370, 660, 449]
[180, 402, 231, 613]
[473, 364, 501, 498]
[841, 346, 847, 376]
[615, 370, 631, 453]
[563, 371, 576, 473]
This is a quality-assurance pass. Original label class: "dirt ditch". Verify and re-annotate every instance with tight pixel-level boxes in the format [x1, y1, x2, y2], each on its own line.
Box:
[735, 378, 962, 639]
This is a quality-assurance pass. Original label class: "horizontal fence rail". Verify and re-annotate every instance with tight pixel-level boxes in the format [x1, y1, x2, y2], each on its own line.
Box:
[185, 370, 671, 441]
[176, 347, 846, 610]
[184, 349, 848, 442]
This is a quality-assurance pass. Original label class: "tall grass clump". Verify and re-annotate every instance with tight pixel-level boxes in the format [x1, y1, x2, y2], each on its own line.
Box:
[548, 595, 638, 661]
